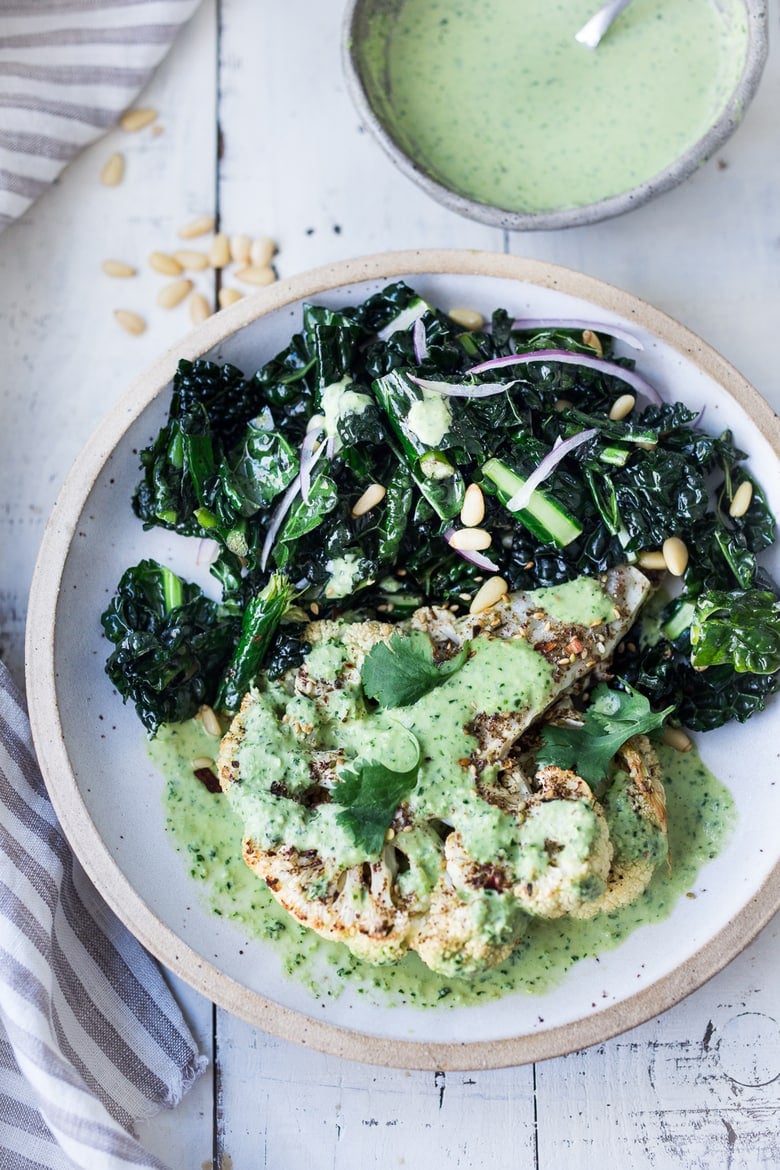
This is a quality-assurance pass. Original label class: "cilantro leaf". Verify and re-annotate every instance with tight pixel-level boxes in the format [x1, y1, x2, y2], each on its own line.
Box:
[332, 745, 420, 857]
[536, 683, 674, 785]
[360, 631, 469, 708]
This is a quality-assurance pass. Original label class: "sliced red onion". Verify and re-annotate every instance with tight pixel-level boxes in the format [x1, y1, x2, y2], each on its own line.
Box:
[511, 319, 643, 350]
[260, 475, 302, 572]
[299, 425, 326, 504]
[443, 527, 500, 572]
[412, 317, 428, 365]
[506, 428, 599, 512]
[408, 373, 513, 398]
[467, 350, 662, 404]
[195, 538, 220, 566]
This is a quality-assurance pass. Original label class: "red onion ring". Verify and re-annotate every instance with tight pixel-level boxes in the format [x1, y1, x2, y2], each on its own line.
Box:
[467, 350, 662, 404]
[260, 475, 303, 572]
[299, 426, 326, 504]
[408, 374, 514, 398]
[413, 317, 428, 364]
[511, 319, 643, 351]
[506, 428, 599, 512]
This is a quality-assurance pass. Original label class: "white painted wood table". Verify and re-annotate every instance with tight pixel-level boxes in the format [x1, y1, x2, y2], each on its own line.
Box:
[1, 2, 779, 1166]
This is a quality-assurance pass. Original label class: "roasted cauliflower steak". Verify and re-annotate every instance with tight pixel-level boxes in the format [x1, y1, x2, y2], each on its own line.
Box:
[217, 566, 668, 977]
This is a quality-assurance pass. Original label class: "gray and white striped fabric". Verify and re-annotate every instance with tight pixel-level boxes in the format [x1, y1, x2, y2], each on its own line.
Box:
[0, 660, 206, 1170]
[0, 0, 201, 230]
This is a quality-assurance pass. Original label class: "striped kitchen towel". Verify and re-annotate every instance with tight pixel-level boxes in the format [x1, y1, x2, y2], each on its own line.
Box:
[0, 0, 201, 231]
[0, 659, 206, 1170]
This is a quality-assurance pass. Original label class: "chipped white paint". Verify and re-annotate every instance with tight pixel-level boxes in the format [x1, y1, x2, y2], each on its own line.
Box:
[0, 0, 778, 1166]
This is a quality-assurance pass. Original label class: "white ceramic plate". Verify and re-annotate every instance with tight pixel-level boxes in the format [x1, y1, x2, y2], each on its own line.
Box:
[26, 251, 780, 1070]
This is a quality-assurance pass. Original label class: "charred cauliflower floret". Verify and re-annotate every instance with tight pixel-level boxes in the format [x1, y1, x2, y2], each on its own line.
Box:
[513, 767, 612, 919]
[414, 830, 526, 978]
[217, 566, 665, 977]
[571, 734, 668, 919]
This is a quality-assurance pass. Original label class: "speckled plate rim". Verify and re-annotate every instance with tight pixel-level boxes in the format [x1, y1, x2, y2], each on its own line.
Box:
[26, 249, 780, 1071]
[342, 1, 769, 231]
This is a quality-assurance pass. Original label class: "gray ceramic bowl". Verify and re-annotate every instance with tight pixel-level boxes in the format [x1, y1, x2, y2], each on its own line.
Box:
[343, 0, 768, 231]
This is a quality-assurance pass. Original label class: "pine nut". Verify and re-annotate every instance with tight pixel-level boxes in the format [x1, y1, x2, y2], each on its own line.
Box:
[198, 705, 222, 737]
[209, 232, 231, 269]
[460, 483, 485, 528]
[662, 536, 689, 577]
[157, 278, 193, 308]
[236, 264, 276, 286]
[173, 248, 209, 271]
[448, 527, 492, 551]
[554, 399, 573, 412]
[149, 251, 183, 276]
[113, 309, 145, 335]
[582, 329, 603, 357]
[100, 152, 125, 186]
[191, 756, 215, 770]
[120, 107, 157, 132]
[101, 259, 136, 278]
[178, 215, 216, 239]
[189, 292, 211, 325]
[218, 287, 243, 308]
[470, 576, 508, 615]
[729, 480, 753, 518]
[637, 550, 667, 571]
[250, 236, 276, 267]
[351, 483, 386, 517]
[609, 393, 636, 421]
[448, 308, 484, 331]
[662, 727, 692, 753]
[230, 233, 252, 264]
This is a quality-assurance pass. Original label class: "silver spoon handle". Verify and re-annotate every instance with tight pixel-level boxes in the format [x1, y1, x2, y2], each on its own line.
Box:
[575, 0, 634, 48]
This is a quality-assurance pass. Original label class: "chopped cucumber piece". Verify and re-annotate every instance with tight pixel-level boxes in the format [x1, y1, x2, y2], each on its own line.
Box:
[482, 457, 582, 547]
[662, 599, 697, 642]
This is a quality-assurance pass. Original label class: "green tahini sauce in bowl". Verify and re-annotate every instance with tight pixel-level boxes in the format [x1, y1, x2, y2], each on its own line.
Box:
[344, 0, 766, 229]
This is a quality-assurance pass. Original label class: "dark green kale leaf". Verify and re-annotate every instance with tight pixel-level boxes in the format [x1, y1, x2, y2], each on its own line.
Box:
[361, 632, 469, 709]
[133, 359, 270, 541]
[617, 632, 780, 731]
[612, 450, 709, 552]
[101, 559, 240, 735]
[536, 683, 673, 785]
[727, 475, 776, 552]
[690, 590, 780, 674]
[226, 408, 299, 514]
[215, 573, 295, 712]
[376, 466, 414, 564]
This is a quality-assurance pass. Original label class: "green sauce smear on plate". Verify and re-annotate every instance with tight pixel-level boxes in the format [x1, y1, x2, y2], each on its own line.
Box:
[151, 721, 734, 1008]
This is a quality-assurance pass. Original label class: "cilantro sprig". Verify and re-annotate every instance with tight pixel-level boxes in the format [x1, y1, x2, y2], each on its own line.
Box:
[332, 734, 421, 857]
[360, 631, 469, 709]
[536, 683, 673, 785]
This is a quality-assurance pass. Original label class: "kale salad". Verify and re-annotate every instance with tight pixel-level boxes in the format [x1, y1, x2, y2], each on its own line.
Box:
[101, 281, 780, 738]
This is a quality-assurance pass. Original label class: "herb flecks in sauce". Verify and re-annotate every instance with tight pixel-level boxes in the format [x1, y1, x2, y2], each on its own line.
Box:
[152, 723, 734, 1007]
[365, 0, 749, 213]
